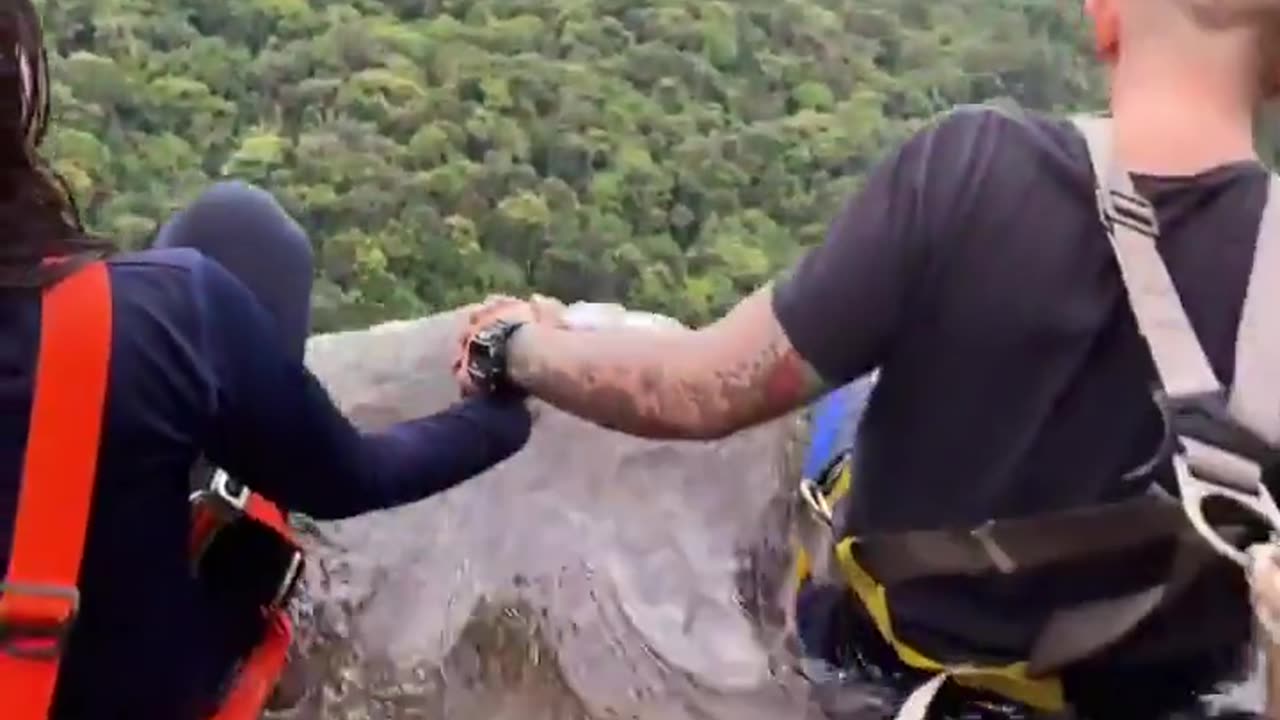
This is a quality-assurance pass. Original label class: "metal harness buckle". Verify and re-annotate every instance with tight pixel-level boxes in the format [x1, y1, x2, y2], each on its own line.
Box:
[1157, 391, 1280, 567]
[211, 470, 250, 513]
[0, 582, 80, 660]
[190, 470, 304, 612]
[800, 478, 834, 527]
[188, 470, 250, 518]
[799, 453, 851, 528]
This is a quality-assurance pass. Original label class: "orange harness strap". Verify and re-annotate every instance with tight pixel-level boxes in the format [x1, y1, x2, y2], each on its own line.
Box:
[190, 473, 299, 719]
[198, 488, 297, 720]
[189, 483, 294, 558]
[208, 610, 293, 720]
[244, 493, 291, 538]
[0, 261, 112, 720]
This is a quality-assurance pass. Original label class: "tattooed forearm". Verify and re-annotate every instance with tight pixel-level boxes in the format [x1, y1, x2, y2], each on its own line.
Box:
[506, 289, 828, 439]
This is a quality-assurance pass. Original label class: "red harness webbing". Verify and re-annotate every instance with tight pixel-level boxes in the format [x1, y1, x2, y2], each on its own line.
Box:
[193, 488, 297, 720]
[0, 261, 112, 719]
[208, 609, 293, 720]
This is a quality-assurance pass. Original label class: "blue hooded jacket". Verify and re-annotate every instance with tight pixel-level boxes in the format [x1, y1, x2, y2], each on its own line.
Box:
[0, 248, 532, 719]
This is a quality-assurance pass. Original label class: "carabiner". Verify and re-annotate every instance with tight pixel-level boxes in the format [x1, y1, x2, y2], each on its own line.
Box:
[1175, 452, 1280, 567]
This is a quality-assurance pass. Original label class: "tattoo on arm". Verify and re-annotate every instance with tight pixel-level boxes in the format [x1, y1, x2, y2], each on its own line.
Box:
[507, 287, 829, 439]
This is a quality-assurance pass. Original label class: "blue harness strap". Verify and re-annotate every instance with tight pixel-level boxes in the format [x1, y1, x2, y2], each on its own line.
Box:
[802, 375, 876, 481]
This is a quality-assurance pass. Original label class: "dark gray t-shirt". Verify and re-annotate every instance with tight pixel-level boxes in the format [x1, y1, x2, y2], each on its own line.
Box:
[773, 105, 1270, 674]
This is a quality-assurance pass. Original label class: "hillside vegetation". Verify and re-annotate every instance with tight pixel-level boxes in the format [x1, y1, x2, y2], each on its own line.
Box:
[36, 0, 1103, 330]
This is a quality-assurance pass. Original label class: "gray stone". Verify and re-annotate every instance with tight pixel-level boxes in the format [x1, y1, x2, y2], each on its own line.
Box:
[265, 310, 1268, 719]
[278, 311, 814, 719]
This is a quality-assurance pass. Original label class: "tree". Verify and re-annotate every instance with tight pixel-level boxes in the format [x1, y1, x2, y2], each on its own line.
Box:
[40, 0, 1106, 332]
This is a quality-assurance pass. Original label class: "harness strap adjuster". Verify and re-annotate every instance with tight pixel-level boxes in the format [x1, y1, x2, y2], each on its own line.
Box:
[970, 522, 1017, 574]
[799, 452, 851, 528]
[0, 582, 80, 661]
[1141, 390, 1280, 567]
[1104, 188, 1159, 238]
[1173, 451, 1280, 568]
[800, 478, 834, 526]
[211, 471, 250, 513]
[1159, 390, 1277, 468]
[190, 471, 306, 614]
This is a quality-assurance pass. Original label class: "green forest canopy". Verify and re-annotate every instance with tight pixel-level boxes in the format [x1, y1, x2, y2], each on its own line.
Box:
[37, 0, 1106, 331]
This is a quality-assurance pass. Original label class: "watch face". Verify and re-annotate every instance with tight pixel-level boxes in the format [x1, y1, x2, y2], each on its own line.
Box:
[467, 328, 501, 388]
[466, 321, 524, 395]
[469, 331, 492, 358]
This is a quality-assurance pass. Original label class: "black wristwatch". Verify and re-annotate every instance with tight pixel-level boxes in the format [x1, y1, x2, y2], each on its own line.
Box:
[465, 319, 527, 397]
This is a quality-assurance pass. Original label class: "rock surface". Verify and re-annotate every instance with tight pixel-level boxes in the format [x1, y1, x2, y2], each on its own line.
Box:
[277, 311, 817, 719]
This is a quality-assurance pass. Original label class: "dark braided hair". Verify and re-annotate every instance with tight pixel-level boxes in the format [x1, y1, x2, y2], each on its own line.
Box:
[0, 0, 114, 288]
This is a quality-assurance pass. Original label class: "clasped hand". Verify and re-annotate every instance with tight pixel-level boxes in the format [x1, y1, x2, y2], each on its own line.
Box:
[453, 293, 566, 396]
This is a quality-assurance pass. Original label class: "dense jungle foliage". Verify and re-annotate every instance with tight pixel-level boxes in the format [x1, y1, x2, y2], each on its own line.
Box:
[35, 0, 1106, 331]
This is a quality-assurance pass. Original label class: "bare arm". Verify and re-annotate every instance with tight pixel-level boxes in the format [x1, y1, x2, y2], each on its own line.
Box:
[506, 284, 830, 440]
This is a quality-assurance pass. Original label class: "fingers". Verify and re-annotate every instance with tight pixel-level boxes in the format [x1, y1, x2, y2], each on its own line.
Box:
[454, 292, 567, 397]
[470, 295, 523, 324]
[467, 293, 565, 327]
[529, 293, 568, 326]
[1251, 544, 1280, 596]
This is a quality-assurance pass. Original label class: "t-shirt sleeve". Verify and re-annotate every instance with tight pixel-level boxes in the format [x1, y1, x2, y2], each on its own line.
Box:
[771, 108, 996, 385]
[193, 256, 531, 519]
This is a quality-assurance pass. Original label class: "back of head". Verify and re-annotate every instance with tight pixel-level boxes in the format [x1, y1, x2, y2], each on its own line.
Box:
[0, 0, 112, 287]
[1185, 0, 1280, 26]
[1185, 0, 1280, 92]
[1084, 0, 1280, 171]
[1092, 0, 1280, 99]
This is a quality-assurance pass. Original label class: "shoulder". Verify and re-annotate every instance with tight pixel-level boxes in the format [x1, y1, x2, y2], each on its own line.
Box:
[92, 250, 229, 431]
[106, 247, 252, 318]
[889, 103, 1094, 235]
[906, 103, 1089, 183]
[927, 103, 1081, 147]
[107, 247, 204, 294]
[106, 247, 204, 319]
[100, 246, 274, 412]
[103, 247, 252, 359]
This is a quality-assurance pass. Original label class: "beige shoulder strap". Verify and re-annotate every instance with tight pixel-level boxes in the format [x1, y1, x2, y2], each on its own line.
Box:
[1072, 115, 1222, 399]
[1071, 115, 1280, 567]
[1074, 115, 1280, 439]
[1230, 172, 1280, 444]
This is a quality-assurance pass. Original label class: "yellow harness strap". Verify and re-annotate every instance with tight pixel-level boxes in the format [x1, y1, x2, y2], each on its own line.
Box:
[796, 458, 1067, 716]
[833, 538, 1066, 712]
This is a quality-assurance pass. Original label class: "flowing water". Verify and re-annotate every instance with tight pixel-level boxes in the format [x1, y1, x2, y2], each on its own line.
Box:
[265, 312, 1266, 720]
